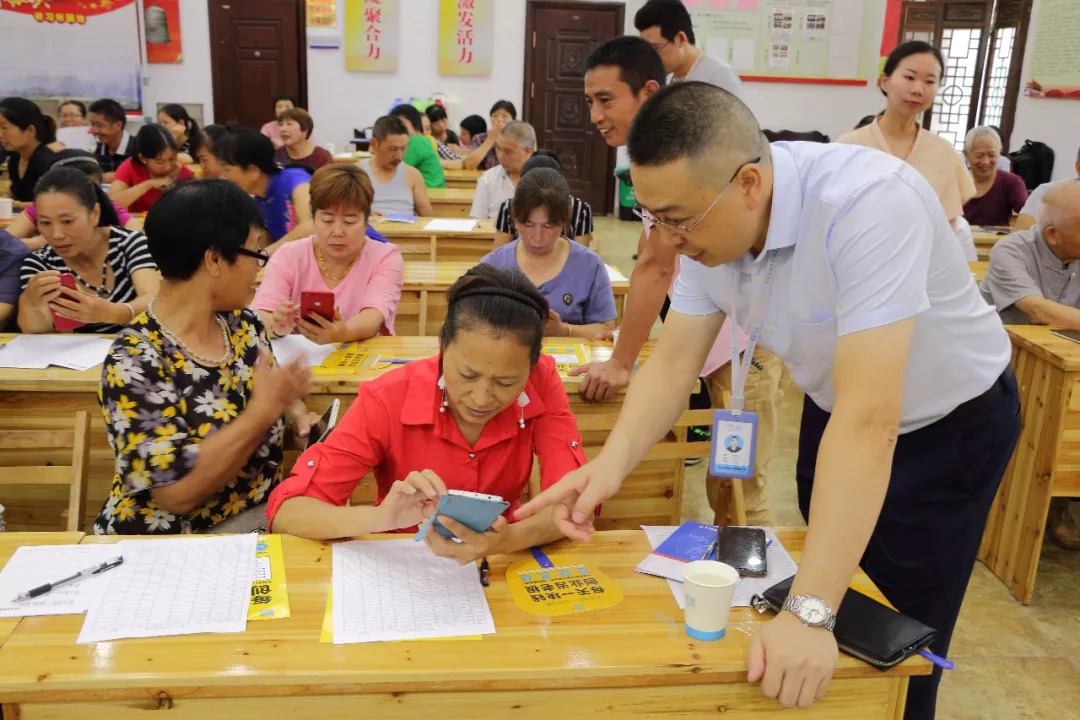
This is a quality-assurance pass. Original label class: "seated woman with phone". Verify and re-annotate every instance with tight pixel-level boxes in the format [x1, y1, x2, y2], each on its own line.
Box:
[268, 264, 589, 563]
[17, 167, 160, 334]
[480, 168, 616, 339]
[94, 179, 319, 535]
[251, 164, 403, 344]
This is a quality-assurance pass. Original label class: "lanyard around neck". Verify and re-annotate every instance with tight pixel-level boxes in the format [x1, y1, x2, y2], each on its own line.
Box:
[728, 250, 778, 414]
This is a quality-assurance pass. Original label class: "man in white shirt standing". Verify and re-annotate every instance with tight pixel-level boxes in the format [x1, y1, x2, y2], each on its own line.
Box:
[521, 82, 1020, 720]
[634, 0, 743, 97]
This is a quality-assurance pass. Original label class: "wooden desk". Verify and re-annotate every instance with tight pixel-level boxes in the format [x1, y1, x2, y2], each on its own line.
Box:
[371, 217, 497, 262]
[969, 261, 987, 283]
[0, 530, 929, 719]
[979, 325, 1080, 602]
[399, 262, 629, 335]
[443, 168, 482, 190]
[972, 227, 1011, 261]
[332, 151, 372, 163]
[427, 187, 474, 217]
[0, 532, 84, 647]
[0, 336, 699, 534]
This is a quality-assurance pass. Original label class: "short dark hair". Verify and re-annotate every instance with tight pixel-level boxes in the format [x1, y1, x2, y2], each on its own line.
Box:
[460, 114, 487, 137]
[145, 179, 266, 281]
[0, 96, 57, 144]
[521, 150, 563, 175]
[586, 36, 666, 96]
[278, 107, 315, 138]
[425, 104, 449, 123]
[34, 166, 120, 227]
[213, 127, 280, 175]
[372, 115, 408, 141]
[634, 0, 696, 45]
[59, 100, 87, 118]
[158, 103, 202, 146]
[489, 100, 517, 119]
[441, 264, 549, 365]
[627, 81, 763, 171]
[88, 98, 127, 128]
[192, 123, 226, 156]
[510, 167, 571, 231]
[390, 104, 424, 134]
[273, 93, 298, 110]
[881, 41, 946, 97]
[134, 123, 179, 166]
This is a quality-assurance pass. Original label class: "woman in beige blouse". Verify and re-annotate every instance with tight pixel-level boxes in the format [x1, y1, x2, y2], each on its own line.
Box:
[838, 41, 977, 260]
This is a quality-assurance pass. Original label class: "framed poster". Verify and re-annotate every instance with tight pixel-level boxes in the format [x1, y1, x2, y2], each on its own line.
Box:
[144, 0, 182, 64]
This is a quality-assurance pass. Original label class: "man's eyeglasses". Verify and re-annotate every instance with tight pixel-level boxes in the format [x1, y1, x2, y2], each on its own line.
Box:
[649, 40, 670, 53]
[236, 247, 270, 267]
[633, 156, 761, 234]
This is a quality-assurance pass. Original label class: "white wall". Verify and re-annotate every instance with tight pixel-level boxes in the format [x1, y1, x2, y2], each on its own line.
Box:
[1009, 0, 1079, 181]
[139, 0, 215, 124]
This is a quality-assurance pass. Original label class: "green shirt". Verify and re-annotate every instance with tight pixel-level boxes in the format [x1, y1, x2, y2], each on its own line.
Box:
[404, 135, 446, 188]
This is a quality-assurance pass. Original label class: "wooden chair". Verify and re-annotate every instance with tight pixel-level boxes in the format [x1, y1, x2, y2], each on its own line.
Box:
[0, 411, 91, 532]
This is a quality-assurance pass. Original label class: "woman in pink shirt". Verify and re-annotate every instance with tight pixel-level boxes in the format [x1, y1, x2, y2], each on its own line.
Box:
[252, 163, 403, 343]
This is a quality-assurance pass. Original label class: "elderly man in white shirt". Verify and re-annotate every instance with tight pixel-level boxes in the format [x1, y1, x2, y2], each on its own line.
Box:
[469, 121, 535, 220]
[520, 82, 1019, 720]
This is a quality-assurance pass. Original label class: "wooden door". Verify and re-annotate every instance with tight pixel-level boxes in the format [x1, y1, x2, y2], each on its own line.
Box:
[524, 1, 624, 214]
[208, 0, 307, 128]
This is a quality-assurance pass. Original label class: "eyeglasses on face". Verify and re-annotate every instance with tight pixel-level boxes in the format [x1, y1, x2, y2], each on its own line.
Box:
[236, 246, 270, 267]
[632, 156, 761, 234]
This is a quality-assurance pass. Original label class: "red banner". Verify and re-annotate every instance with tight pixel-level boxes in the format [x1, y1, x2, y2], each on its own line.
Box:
[0, 0, 136, 25]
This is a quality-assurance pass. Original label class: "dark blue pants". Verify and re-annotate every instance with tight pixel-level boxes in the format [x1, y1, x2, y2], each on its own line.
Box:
[796, 368, 1020, 720]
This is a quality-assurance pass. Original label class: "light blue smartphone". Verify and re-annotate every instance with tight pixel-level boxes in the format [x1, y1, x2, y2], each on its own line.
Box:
[414, 490, 509, 541]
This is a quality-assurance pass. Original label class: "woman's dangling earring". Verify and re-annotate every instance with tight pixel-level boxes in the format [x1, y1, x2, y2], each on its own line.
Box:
[438, 375, 449, 413]
[517, 391, 530, 430]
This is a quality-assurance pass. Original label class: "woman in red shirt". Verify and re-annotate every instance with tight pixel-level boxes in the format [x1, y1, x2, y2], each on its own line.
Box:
[268, 264, 588, 562]
[108, 124, 194, 213]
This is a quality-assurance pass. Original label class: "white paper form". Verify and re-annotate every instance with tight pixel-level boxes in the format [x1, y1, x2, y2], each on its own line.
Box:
[77, 534, 257, 643]
[0, 545, 120, 617]
[641, 526, 797, 608]
[332, 539, 495, 644]
[270, 334, 337, 367]
[424, 218, 477, 233]
[605, 264, 628, 282]
[0, 335, 114, 371]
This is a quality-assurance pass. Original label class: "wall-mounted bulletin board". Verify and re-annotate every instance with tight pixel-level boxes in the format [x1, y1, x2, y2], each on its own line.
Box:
[629, 0, 880, 86]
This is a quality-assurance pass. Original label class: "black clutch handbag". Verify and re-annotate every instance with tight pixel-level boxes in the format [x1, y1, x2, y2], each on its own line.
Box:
[751, 576, 938, 671]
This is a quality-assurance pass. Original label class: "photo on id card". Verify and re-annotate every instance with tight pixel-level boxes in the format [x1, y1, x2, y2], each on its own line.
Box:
[709, 409, 757, 479]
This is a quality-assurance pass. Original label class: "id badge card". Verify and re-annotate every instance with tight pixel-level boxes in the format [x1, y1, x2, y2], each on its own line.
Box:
[709, 409, 758, 479]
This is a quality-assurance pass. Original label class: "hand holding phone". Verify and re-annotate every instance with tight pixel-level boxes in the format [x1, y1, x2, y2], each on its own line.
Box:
[51, 273, 87, 332]
[415, 490, 510, 541]
[305, 399, 340, 450]
[300, 291, 335, 321]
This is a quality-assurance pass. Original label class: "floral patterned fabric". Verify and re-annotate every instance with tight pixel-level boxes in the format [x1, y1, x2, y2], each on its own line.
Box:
[93, 309, 285, 535]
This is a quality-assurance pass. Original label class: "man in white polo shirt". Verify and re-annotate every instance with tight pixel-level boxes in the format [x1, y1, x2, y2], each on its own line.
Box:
[521, 82, 1019, 720]
[634, 0, 743, 97]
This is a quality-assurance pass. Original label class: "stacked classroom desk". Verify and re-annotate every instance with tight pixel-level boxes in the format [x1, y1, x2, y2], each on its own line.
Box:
[972, 226, 1011, 261]
[371, 217, 498, 262]
[332, 151, 373, 163]
[444, 168, 482, 190]
[399, 261, 629, 334]
[0, 336, 704, 535]
[0, 529, 930, 719]
[427, 187, 475, 217]
[980, 326, 1080, 602]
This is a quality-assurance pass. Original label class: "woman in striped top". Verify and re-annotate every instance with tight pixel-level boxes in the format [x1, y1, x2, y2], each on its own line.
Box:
[18, 167, 159, 334]
[494, 152, 594, 248]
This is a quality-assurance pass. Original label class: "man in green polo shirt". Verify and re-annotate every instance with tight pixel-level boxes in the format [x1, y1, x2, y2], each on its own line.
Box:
[390, 104, 447, 189]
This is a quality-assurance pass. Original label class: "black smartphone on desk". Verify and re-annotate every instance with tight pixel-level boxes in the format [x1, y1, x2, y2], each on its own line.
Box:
[1051, 329, 1080, 345]
[716, 526, 768, 577]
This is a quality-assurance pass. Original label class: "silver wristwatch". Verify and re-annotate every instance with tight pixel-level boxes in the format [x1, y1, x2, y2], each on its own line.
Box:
[782, 594, 836, 632]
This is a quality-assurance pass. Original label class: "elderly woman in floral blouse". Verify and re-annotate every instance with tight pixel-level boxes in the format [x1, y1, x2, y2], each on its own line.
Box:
[94, 179, 317, 534]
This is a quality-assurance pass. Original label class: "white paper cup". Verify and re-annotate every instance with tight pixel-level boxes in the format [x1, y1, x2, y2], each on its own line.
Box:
[682, 560, 739, 641]
[0, 197, 13, 221]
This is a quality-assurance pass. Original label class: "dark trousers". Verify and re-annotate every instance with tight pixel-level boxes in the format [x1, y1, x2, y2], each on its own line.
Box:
[796, 368, 1020, 720]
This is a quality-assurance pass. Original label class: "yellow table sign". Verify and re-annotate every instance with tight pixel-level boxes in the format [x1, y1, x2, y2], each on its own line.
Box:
[542, 344, 586, 377]
[313, 345, 371, 374]
[249, 534, 290, 620]
[506, 553, 623, 616]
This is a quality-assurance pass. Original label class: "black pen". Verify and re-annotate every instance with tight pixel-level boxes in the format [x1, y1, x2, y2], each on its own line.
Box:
[479, 557, 490, 587]
[12, 556, 124, 602]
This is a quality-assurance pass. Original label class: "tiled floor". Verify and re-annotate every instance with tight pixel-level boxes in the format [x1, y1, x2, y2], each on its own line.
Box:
[593, 215, 1080, 720]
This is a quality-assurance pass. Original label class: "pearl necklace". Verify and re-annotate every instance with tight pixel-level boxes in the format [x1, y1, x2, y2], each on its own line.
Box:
[147, 299, 233, 367]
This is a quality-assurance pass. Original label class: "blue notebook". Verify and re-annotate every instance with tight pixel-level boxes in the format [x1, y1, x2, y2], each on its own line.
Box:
[635, 522, 717, 582]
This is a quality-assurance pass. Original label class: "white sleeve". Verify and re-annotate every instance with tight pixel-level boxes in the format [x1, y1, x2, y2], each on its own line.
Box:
[469, 174, 489, 219]
[670, 257, 725, 316]
[1019, 182, 1048, 218]
[828, 178, 933, 336]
